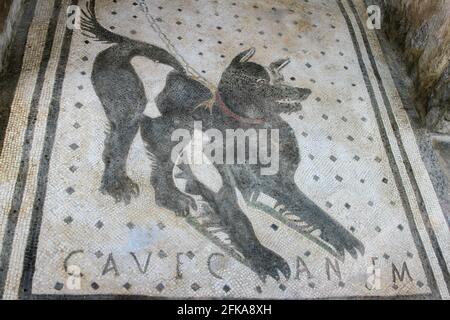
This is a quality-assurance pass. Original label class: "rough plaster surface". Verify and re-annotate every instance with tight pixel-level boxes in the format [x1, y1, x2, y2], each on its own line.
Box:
[0, 0, 23, 72]
[0, 0, 449, 300]
[372, 0, 450, 133]
[0, 0, 13, 33]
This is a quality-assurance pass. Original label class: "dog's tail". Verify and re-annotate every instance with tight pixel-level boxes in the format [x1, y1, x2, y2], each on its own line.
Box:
[80, 1, 125, 44]
[80, 0, 185, 73]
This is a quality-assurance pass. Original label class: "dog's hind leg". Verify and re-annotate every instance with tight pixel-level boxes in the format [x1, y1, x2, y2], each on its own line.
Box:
[100, 119, 140, 204]
[92, 50, 146, 204]
[151, 160, 197, 217]
[140, 115, 197, 216]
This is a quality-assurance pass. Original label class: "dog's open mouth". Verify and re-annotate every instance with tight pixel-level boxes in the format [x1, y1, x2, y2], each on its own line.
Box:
[276, 99, 303, 114]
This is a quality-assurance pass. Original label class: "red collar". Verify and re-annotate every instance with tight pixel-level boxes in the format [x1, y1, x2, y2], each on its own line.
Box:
[215, 92, 265, 125]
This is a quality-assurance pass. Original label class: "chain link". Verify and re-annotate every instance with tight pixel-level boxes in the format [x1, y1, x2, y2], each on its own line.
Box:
[138, 0, 216, 94]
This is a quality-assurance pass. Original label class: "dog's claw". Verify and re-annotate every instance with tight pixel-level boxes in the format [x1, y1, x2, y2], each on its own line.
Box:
[270, 270, 280, 282]
[280, 260, 291, 280]
[258, 274, 267, 283]
[348, 247, 358, 260]
[320, 224, 365, 260]
[248, 246, 291, 282]
[177, 207, 190, 218]
[356, 241, 365, 256]
[274, 202, 283, 209]
[130, 184, 140, 197]
[155, 189, 195, 217]
[100, 174, 140, 205]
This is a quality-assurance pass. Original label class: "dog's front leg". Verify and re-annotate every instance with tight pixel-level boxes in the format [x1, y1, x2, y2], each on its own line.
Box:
[202, 167, 291, 282]
[263, 179, 364, 260]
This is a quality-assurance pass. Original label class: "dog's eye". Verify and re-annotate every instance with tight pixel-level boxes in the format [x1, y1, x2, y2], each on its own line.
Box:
[256, 79, 268, 85]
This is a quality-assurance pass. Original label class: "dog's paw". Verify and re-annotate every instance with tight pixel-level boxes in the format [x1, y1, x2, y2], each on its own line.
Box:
[320, 224, 365, 260]
[155, 189, 197, 217]
[100, 175, 140, 205]
[247, 246, 291, 282]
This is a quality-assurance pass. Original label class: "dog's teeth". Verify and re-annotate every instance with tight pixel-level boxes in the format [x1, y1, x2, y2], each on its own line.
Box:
[311, 229, 322, 237]
[207, 227, 223, 233]
[233, 249, 246, 261]
[276, 99, 302, 104]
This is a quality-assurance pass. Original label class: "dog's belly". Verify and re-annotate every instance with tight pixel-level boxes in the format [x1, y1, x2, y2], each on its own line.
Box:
[131, 56, 172, 119]
[143, 101, 162, 118]
[174, 129, 224, 194]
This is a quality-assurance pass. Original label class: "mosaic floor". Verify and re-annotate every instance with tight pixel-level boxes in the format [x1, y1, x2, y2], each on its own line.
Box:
[0, 0, 449, 299]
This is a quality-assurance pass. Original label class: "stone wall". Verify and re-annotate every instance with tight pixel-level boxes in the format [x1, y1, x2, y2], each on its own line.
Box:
[375, 0, 450, 133]
[0, 0, 23, 73]
[0, 1, 13, 33]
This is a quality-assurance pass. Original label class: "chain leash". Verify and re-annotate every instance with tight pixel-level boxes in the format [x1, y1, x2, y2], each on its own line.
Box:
[138, 0, 217, 111]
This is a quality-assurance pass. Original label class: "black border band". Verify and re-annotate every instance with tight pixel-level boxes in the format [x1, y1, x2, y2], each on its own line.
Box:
[0, 0, 64, 298]
[19, 0, 78, 299]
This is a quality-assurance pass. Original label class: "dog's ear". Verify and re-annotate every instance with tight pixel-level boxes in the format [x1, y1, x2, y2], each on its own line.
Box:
[232, 48, 256, 65]
[270, 58, 290, 72]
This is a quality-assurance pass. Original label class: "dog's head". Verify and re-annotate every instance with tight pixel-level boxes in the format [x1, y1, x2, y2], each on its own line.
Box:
[218, 48, 311, 118]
